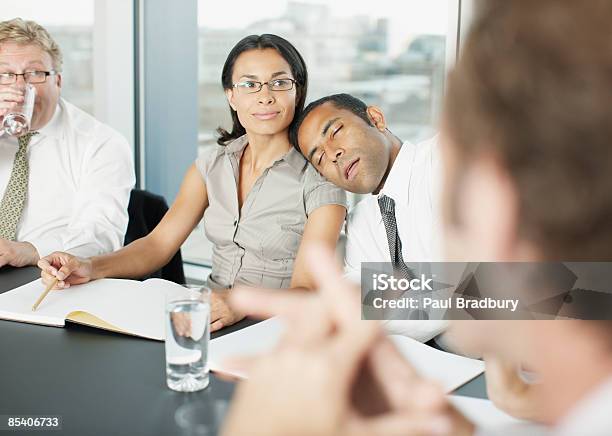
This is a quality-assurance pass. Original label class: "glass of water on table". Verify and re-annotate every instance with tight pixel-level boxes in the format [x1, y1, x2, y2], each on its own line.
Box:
[165, 285, 211, 392]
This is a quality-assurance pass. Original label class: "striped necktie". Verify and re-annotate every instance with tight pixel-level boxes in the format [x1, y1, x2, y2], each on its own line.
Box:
[0, 132, 38, 240]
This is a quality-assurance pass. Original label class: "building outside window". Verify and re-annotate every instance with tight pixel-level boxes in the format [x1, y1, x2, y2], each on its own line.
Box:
[1, 1, 95, 115]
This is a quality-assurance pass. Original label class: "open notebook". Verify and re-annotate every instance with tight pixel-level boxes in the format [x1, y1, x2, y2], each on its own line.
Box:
[0, 278, 185, 340]
[209, 318, 485, 392]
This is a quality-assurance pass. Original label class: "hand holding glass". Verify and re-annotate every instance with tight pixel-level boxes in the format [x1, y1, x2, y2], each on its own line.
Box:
[0, 83, 36, 137]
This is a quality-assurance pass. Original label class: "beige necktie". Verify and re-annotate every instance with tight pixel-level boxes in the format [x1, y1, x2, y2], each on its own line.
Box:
[0, 132, 38, 240]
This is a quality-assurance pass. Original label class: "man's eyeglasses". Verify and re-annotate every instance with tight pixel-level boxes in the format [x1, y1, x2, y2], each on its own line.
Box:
[232, 78, 296, 94]
[0, 71, 57, 85]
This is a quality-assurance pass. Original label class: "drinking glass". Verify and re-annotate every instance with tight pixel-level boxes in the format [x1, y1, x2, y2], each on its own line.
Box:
[165, 285, 211, 392]
[1, 83, 36, 137]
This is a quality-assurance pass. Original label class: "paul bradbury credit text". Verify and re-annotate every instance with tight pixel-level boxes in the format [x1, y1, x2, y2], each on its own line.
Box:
[368, 273, 519, 313]
[362, 262, 612, 321]
[370, 296, 519, 312]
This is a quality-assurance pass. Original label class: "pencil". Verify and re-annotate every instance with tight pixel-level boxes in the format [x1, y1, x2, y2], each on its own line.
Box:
[32, 278, 58, 311]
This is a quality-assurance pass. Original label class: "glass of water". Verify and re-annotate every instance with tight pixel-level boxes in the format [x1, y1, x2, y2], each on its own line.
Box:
[1, 83, 36, 137]
[165, 285, 211, 392]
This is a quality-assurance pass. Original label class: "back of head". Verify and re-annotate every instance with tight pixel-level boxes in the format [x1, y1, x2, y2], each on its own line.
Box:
[445, 0, 612, 260]
[445, 0, 612, 368]
[0, 18, 63, 71]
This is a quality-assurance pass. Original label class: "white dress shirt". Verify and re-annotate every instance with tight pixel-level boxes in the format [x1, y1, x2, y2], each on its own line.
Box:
[553, 376, 612, 436]
[0, 98, 135, 258]
[474, 376, 612, 435]
[344, 135, 447, 342]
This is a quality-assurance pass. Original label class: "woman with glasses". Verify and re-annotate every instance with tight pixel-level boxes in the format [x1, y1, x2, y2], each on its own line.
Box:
[38, 34, 347, 332]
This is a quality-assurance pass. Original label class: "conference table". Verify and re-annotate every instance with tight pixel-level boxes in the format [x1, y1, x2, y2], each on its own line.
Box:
[0, 266, 486, 436]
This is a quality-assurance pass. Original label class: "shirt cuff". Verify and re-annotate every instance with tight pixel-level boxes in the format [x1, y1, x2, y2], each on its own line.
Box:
[28, 235, 63, 259]
[27, 236, 107, 259]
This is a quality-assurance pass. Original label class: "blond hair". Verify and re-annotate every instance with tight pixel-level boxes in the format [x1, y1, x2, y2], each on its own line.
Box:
[0, 18, 63, 71]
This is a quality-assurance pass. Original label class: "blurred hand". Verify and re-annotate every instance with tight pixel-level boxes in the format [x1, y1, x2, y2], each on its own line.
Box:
[0, 86, 24, 119]
[210, 290, 245, 332]
[37, 251, 93, 289]
[0, 239, 39, 268]
[221, 244, 476, 436]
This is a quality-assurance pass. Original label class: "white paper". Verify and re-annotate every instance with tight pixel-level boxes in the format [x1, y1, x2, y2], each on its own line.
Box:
[209, 318, 483, 393]
[449, 395, 548, 435]
[0, 278, 185, 340]
[389, 334, 485, 393]
[209, 318, 285, 378]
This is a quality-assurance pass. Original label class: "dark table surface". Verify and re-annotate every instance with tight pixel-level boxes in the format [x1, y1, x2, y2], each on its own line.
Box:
[0, 266, 486, 436]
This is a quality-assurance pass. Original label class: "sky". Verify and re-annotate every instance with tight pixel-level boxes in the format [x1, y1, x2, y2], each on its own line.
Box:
[198, 0, 448, 34]
[1, 1, 95, 26]
[2, 0, 449, 56]
[2, 0, 448, 32]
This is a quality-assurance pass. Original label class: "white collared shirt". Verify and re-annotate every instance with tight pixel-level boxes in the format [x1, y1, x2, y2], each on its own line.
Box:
[344, 135, 447, 342]
[0, 98, 135, 258]
[553, 376, 612, 436]
[474, 376, 612, 436]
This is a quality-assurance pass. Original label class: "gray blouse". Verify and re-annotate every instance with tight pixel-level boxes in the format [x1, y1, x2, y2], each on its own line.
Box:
[195, 135, 347, 290]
